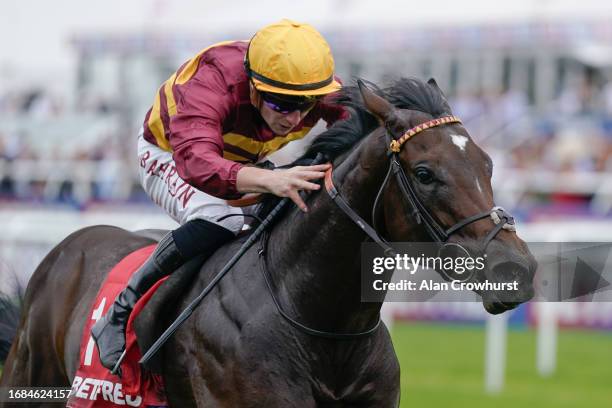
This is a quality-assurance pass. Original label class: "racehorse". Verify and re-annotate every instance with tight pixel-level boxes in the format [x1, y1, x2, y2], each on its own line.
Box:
[0, 77, 537, 407]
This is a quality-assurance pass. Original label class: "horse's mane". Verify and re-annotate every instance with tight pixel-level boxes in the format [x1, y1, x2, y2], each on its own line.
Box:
[255, 77, 452, 219]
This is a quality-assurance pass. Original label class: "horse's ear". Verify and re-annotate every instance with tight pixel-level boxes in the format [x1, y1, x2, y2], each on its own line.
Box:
[358, 80, 395, 124]
[427, 77, 440, 89]
[427, 78, 453, 114]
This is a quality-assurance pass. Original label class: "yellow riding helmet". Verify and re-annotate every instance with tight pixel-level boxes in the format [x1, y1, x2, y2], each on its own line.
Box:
[244, 19, 341, 96]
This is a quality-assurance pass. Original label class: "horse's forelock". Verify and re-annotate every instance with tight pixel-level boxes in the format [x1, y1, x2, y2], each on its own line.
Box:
[384, 77, 452, 118]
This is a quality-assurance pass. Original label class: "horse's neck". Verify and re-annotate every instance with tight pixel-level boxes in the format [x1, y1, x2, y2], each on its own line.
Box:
[267, 133, 389, 334]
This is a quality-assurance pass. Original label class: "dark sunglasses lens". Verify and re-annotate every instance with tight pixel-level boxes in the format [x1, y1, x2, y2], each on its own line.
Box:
[264, 100, 291, 114]
[262, 94, 317, 113]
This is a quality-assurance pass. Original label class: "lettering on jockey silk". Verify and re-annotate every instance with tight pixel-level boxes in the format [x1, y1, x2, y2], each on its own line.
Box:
[71, 376, 143, 406]
[140, 150, 196, 208]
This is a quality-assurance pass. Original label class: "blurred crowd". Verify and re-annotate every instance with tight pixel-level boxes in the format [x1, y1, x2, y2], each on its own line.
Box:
[447, 77, 612, 216]
[0, 89, 141, 206]
[452, 78, 612, 173]
[1, 79, 612, 214]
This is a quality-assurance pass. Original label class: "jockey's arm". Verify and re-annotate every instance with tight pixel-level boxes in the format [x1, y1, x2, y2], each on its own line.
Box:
[171, 135, 329, 212]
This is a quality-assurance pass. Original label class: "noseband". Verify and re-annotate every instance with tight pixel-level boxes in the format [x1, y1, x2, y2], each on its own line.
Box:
[325, 115, 516, 256]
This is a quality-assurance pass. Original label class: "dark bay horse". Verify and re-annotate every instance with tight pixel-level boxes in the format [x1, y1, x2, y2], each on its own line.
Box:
[0, 78, 536, 407]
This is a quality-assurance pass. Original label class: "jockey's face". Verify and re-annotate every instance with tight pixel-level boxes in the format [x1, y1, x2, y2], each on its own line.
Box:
[250, 84, 315, 135]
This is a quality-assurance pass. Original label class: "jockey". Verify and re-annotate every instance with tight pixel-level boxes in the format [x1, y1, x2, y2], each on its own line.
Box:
[91, 19, 346, 372]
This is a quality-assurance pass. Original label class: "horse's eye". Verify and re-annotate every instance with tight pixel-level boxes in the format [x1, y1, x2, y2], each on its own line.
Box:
[414, 167, 435, 184]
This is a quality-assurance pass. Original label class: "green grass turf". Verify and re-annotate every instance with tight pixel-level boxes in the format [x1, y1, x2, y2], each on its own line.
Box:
[391, 322, 612, 408]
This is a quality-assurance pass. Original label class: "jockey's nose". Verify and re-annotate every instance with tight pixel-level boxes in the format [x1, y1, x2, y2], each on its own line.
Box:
[285, 110, 302, 126]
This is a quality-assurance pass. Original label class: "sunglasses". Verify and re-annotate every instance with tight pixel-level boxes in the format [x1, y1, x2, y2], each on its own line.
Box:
[261, 92, 319, 114]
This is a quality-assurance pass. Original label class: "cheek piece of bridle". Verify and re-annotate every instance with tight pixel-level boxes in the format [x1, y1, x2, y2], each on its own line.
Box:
[325, 115, 516, 260]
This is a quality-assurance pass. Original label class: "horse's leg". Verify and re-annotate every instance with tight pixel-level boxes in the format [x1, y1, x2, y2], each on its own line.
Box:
[344, 328, 401, 408]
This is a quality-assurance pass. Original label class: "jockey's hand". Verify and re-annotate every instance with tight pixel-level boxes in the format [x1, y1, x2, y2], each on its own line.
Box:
[236, 163, 331, 212]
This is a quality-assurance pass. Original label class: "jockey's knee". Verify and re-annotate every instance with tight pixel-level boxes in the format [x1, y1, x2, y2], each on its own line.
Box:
[172, 218, 237, 260]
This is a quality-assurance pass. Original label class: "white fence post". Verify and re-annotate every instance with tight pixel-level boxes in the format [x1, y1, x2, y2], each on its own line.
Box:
[536, 302, 558, 377]
[484, 313, 508, 393]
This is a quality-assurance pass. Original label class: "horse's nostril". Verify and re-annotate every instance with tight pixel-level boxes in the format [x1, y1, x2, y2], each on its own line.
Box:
[488, 260, 534, 304]
[492, 261, 527, 283]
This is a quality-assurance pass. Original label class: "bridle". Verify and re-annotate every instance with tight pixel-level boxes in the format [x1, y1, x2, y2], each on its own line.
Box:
[258, 115, 517, 341]
[325, 115, 516, 258]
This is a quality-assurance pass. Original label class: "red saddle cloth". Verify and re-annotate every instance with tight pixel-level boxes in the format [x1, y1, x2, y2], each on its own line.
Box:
[67, 245, 169, 408]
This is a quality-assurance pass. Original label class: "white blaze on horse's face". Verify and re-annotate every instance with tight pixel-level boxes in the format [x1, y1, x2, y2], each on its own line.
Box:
[449, 134, 469, 152]
[448, 133, 482, 193]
